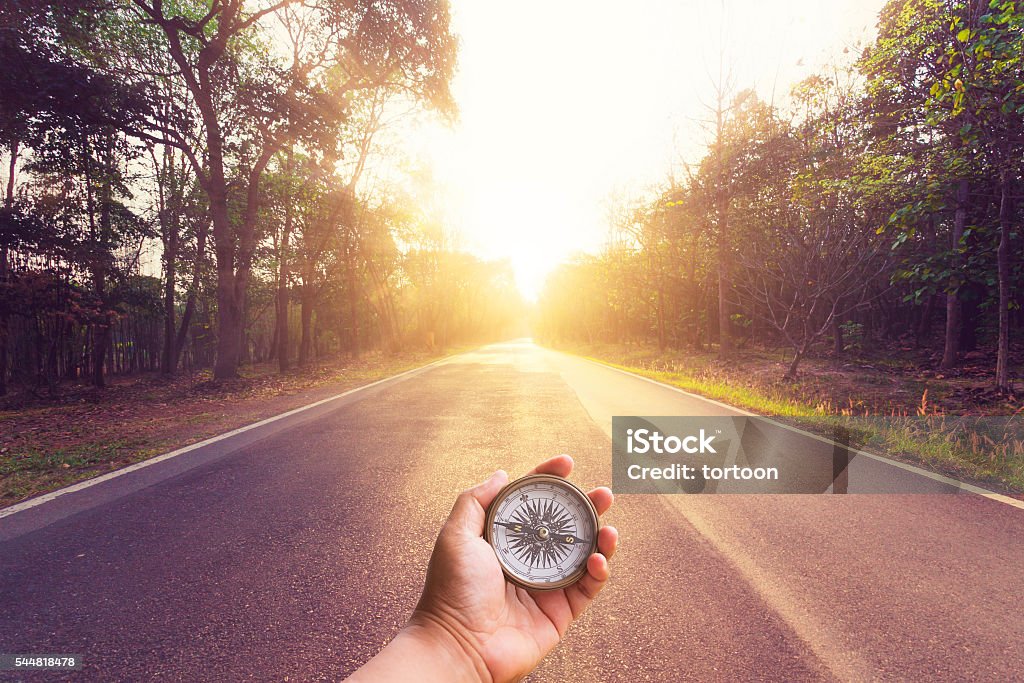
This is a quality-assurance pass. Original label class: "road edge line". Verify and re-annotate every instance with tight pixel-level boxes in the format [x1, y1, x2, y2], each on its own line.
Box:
[566, 351, 1024, 511]
[0, 351, 463, 519]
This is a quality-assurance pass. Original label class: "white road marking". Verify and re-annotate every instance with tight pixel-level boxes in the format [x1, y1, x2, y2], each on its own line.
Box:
[0, 353, 459, 519]
[6, 342, 1019, 522]
[659, 494, 874, 682]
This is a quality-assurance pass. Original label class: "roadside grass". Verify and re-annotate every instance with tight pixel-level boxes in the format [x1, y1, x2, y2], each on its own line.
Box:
[0, 348, 464, 508]
[0, 439, 147, 502]
[605, 362, 819, 417]
[556, 342, 1024, 495]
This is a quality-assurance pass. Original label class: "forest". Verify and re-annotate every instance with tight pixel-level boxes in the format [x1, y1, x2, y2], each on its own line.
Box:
[2, 0, 1022, 407]
[537, 0, 1023, 392]
[0, 0, 523, 398]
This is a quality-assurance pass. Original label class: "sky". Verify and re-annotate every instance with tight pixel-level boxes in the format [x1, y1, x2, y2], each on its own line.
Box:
[413, 0, 888, 300]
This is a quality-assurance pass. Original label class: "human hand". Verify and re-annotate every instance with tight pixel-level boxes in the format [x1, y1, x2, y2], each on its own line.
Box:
[408, 455, 618, 682]
[344, 455, 617, 683]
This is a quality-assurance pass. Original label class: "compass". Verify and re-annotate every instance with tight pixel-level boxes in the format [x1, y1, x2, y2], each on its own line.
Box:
[484, 474, 599, 590]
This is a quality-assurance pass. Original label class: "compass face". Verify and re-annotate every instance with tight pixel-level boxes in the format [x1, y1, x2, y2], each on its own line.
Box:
[484, 474, 599, 590]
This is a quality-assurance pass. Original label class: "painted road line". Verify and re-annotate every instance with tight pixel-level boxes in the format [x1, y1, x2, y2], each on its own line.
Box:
[0, 352, 465, 521]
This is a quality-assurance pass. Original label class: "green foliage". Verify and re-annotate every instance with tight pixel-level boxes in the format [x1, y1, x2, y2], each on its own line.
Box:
[541, 1, 1023, 384]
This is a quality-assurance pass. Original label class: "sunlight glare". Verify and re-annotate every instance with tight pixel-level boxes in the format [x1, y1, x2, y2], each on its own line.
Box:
[415, 0, 885, 301]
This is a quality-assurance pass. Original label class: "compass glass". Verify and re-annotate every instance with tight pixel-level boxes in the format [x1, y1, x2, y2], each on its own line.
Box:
[485, 474, 599, 590]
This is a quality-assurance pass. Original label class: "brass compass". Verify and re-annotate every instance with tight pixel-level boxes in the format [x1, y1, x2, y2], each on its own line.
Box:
[484, 474, 599, 590]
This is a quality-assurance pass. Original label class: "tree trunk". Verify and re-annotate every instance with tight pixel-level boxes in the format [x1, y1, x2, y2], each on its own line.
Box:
[201, 85, 246, 381]
[345, 235, 360, 358]
[172, 218, 209, 370]
[915, 294, 937, 347]
[88, 136, 114, 389]
[237, 286, 249, 366]
[785, 346, 803, 380]
[656, 271, 666, 351]
[714, 80, 731, 361]
[210, 169, 245, 380]
[213, 262, 242, 380]
[276, 150, 293, 372]
[299, 289, 313, 366]
[91, 307, 109, 388]
[940, 179, 968, 370]
[46, 330, 59, 395]
[161, 222, 177, 375]
[275, 236, 290, 372]
[995, 169, 1012, 393]
[717, 254, 731, 359]
[832, 318, 844, 356]
[0, 139, 17, 396]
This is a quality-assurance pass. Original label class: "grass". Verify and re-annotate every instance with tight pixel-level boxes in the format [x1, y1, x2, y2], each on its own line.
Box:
[0, 440, 142, 502]
[600, 359, 818, 417]
[555, 341, 1024, 495]
[0, 347, 466, 508]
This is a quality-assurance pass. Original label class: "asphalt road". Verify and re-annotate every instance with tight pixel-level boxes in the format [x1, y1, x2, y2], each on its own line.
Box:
[1, 340, 1022, 681]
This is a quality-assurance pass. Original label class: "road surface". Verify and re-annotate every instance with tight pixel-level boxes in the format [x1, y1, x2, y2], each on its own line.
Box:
[1, 340, 1022, 681]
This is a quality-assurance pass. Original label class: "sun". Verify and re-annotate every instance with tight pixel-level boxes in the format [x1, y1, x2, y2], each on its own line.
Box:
[411, 0, 885, 302]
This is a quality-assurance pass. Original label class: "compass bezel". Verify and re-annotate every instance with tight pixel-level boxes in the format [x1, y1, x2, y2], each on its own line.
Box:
[484, 473, 600, 591]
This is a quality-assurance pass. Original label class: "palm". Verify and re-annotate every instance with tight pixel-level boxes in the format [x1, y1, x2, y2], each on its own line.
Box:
[451, 534, 573, 681]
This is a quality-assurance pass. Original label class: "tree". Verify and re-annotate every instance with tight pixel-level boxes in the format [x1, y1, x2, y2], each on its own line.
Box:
[0, 0, 120, 391]
[1, 1, 154, 388]
[706, 76, 742, 359]
[933, 0, 1024, 391]
[122, 0, 455, 379]
[861, 0, 996, 371]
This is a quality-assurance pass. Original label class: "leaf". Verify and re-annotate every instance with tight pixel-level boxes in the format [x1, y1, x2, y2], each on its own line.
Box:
[957, 28, 971, 42]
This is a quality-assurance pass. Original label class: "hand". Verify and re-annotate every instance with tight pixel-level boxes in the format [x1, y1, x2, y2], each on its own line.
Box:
[410, 455, 618, 682]
[345, 455, 618, 683]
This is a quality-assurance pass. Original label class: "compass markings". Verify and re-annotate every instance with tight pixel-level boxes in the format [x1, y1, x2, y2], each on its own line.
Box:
[504, 498, 578, 569]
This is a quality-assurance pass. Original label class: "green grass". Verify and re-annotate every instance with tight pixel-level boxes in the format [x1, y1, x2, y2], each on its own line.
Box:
[0, 440, 136, 476]
[590, 357, 819, 417]
[0, 440, 142, 502]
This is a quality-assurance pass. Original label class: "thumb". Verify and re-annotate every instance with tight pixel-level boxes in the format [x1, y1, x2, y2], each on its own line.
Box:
[448, 469, 509, 536]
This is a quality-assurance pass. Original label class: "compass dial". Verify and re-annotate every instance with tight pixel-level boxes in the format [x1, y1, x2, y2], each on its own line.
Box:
[485, 474, 599, 590]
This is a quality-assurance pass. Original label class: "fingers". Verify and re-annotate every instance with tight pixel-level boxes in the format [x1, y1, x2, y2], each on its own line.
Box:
[578, 553, 610, 599]
[565, 526, 618, 617]
[565, 552, 610, 618]
[469, 469, 509, 508]
[598, 525, 618, 560]
[587, 486, 614, 516]
[447, 469, 509, 536]
[587, 552, 610, 583]
[526, 454, 573, 478]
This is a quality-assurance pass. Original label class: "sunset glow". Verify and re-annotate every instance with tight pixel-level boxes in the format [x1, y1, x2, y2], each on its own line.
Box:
[417, 0, 885, 300]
